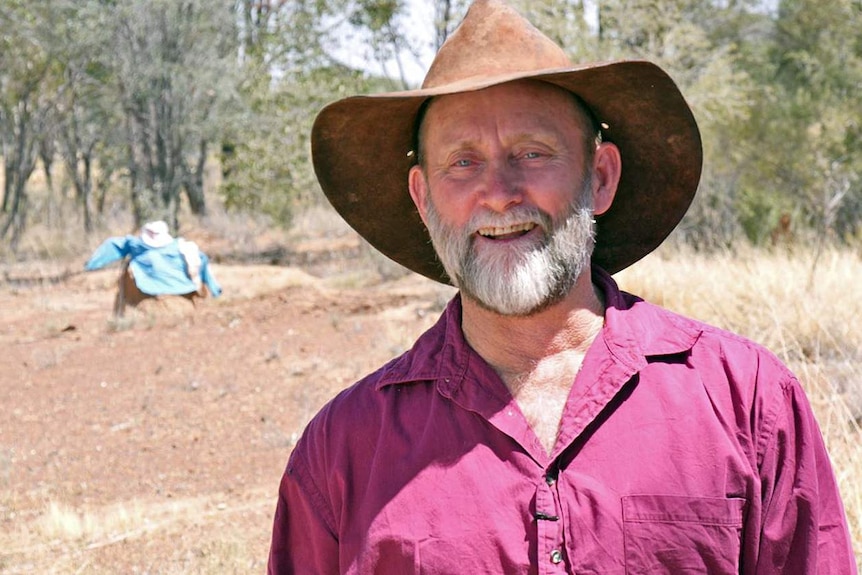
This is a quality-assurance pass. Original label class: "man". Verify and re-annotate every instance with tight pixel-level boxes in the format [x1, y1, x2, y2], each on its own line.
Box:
[268, 1, 857, 573]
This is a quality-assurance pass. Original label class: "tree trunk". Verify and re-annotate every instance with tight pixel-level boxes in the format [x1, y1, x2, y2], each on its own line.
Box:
[127, 112, 145, 229]
[435, 0, 454, 50]
[0, 169, 32, 248]
[2, 162, 12, 213]
[81, 154, 94, 233]
[1, 108, 37, 246]
[38, 137, 58, 226]
[185, 139, 207, 215]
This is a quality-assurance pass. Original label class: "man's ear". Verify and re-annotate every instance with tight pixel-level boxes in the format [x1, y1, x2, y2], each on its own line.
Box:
[408, 165, 430, 224]
[591, 142, 622, 216]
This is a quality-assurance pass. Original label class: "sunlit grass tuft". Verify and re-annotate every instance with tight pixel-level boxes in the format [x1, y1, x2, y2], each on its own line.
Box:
[38, 500, 148, 543]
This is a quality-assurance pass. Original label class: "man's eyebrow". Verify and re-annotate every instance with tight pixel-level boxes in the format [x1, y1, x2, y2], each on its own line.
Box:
[437, 138, 482, 154]
[511, 131, 562, 144]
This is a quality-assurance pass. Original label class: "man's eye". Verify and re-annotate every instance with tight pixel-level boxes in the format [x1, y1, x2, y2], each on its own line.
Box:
[454, 159, 473, 167]
[522, 151, 542, 160]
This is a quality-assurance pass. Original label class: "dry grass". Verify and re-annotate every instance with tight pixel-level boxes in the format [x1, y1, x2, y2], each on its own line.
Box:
[2, 492, 274, 574]
[616, 244, 862, 568]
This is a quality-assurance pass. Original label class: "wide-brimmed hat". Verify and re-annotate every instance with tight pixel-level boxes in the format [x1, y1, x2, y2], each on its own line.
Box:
[312, 0, 702, 283]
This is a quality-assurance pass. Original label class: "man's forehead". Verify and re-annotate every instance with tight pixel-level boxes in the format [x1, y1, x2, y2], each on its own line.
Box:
[420, 81, 593, 139]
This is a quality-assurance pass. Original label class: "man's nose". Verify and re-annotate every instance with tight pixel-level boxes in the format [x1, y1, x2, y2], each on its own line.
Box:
[478, 160, 523, 212]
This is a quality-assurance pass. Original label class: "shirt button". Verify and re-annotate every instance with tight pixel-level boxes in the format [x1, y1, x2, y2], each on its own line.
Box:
[550, 549, 563, 564]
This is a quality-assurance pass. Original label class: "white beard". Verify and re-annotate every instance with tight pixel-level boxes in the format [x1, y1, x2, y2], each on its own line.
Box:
[425, 179, 596, 317]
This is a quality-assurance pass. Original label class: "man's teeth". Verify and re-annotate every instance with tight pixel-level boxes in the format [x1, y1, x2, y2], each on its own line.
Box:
[478, 222, 537, 238]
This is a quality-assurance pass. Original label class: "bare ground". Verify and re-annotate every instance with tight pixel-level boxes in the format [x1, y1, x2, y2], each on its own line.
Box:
[0, 244, 455, 573]
[2, 235, 860, 573]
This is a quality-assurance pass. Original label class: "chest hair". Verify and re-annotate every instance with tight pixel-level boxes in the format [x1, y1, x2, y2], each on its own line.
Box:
[502, 351, 586, 455]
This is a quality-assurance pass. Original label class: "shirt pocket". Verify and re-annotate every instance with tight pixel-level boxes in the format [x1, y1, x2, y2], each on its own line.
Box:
[622, 494, 745, 575]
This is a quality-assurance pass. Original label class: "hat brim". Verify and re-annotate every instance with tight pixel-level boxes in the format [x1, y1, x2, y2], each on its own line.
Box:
[312, 60, 702, 284]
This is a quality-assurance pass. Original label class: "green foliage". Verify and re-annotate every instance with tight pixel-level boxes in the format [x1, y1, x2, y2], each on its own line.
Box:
[0, 0, 61, 246]
[515, 0, 595, 56]
[519, 0, 862, 249]
[103, 0, 241, 225]
[221, 64, 378, 227]
[351, 0, 403, 31]
[736, 0, 862, 243]
[218, 0, 409, 228]
[736, 185, 792, 245]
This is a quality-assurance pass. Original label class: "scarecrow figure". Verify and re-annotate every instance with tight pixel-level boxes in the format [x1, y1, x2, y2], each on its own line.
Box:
[84, 221, 222, 317]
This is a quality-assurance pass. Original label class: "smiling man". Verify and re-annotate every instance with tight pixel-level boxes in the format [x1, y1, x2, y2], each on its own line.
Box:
[267, 1, 857, 573]
[411, 81, 609, 320]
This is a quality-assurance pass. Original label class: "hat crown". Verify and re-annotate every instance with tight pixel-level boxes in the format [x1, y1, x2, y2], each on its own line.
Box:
[423, 0, 572, 89]
[141, 220, 173, 248]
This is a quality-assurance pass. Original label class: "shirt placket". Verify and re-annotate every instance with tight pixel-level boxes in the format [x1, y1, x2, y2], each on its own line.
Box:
[535, 467, 568, 574]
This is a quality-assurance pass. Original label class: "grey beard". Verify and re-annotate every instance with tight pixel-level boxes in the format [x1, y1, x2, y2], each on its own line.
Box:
[425, 181, 596, 317]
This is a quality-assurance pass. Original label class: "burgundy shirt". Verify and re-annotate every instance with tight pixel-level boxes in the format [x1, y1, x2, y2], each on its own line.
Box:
[268, 268, 856, 574]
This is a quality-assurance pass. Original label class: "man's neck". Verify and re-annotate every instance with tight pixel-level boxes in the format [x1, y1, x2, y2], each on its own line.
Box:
[461, 271, 605, 378]
[459, 271, 606, 455]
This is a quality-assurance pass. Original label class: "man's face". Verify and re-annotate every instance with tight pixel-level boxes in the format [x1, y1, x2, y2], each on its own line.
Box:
[409, 80, 600, 316]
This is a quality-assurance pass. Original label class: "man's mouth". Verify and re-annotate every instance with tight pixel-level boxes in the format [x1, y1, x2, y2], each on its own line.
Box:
[477, 222, 537, 240]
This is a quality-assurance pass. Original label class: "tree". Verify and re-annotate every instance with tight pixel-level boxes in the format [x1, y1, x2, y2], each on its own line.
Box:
[749, 0, 862, 244]
[433, 0, 468, 50]
[0, 1, 61, 249]
[516, 0, 595, 57]
[47, 1, 120, 233]
[516, 0, 764, 248]
[2, 0, 859, 254]
[220, 0, 402, 226]
[105, 0, 241, 229]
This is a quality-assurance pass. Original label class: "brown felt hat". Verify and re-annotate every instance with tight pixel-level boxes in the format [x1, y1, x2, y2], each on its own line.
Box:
[311, 0, 702, 283]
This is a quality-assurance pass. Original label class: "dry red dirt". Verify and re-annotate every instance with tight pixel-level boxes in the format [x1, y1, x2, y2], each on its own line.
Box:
[0, 249, 454, 573]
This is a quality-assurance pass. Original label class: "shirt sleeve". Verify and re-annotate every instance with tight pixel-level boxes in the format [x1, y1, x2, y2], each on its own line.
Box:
[268, 452, 340, 575]
[756, 376, 857, 574]
[84, 236, 131, 270]
[199, 253, 222, 297]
